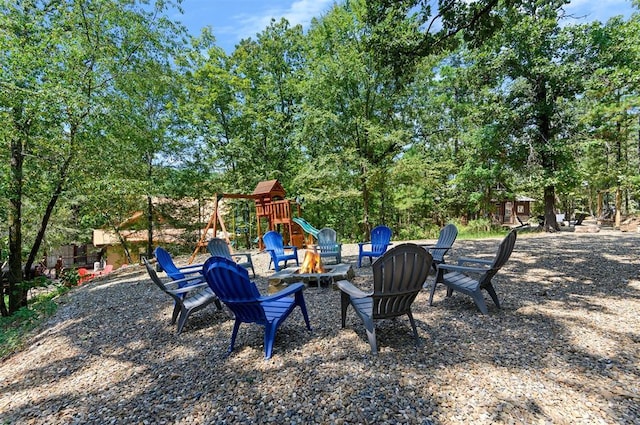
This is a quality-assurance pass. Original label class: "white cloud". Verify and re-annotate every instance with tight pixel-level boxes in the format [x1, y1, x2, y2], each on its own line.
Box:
[229, 0, 334, 43]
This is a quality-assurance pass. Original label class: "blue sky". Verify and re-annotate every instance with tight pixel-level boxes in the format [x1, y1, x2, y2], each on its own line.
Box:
[175, 0, 637, 53]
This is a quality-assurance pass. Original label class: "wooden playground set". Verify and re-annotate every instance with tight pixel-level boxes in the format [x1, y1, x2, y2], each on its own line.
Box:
[188, 179, 319, 263]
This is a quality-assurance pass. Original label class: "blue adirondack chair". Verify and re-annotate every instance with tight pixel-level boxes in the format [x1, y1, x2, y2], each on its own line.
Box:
[357, 225, 392, 267]
[204, 256, 311, 359]
[154, 247, 204, 288]
[262, 231, 299, 272]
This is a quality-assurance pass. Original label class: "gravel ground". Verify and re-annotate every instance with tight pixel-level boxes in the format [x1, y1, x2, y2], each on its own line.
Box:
[1, 226, 639, 424]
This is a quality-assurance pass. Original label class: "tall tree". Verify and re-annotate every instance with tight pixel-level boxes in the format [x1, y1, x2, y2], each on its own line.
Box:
[302, 0, 411, 237]
[580, 15, 640, 227]
[467, 1, 592, 231]
[0, 0, 184, 314]
[365, 0, 526, 80]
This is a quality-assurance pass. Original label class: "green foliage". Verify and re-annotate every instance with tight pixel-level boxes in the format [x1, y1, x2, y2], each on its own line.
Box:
[2, 0, 639, 317]
[60, 268, 80, 288]
[1, 285, 67, 358]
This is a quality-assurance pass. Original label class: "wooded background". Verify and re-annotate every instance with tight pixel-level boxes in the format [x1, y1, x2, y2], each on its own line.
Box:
[2, 0, 639, 313]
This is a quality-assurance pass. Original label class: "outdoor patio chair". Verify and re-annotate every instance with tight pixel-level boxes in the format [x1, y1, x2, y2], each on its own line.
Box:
[77, 268, 94, 284]
[570, 213, 588, 226]
[262, 231, 299, 272]
[420, 223, 458, 276]
[337, 244, 432, 355]
[204, 256, 311, 359]
[357, 225, 392, 267]
[207, 238, 255, 277]
[154, 246, 204, 287]
[429, 230, 517, 314]
[97, 264, 113, 276]
[144, 258, 222, 334]
[314, 227, 342, 264]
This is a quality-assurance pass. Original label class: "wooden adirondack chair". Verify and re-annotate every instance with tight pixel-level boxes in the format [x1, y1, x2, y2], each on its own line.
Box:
[262, 231, 299, 272]
[357, 225, 392, 267]
[429, 230, 517, 314]
[207, 238, 255, 277]
[314, 227, 342, 264]
[204, 256, 311, 359]
[337, 244, 432, 355]
[144, 258, 222, 334]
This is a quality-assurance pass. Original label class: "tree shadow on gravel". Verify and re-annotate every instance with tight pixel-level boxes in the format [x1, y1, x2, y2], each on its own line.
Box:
[2, 232, 639, 424]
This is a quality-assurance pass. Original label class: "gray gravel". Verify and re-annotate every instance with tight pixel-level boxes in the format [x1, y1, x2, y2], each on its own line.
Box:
[1, 228, 639, 424]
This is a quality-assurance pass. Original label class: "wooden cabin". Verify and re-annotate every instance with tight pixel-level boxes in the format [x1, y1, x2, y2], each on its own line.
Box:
[495, 196, 535, 226]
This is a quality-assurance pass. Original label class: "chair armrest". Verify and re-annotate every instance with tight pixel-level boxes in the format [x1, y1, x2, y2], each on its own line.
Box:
[437, 264, 489, 274]
[358, 242, 371, 247]
[175, 267, 204, 276]
[167, 281, 209, 295]
[232, 252, 252, 262]
[178, 262, 204, 271]
[166, 275, 205, 288]
[258, 282, 304, 302]
[336, 280, 371, 299]
[283, 245, 298, 252]
[457, 257, 493, 266]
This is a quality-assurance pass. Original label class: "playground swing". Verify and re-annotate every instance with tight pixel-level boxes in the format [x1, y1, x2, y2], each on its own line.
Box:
[231, 200, 253, 250]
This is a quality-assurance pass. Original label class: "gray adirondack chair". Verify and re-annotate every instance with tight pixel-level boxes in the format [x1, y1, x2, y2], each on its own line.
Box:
[429, 230, 517, 314]
[314, 227, 342, 264]
[207, 238, 255, 277]
[337, 244, 432, 355]
[144, 258, 222, 334]
[421, 223, 458, 274]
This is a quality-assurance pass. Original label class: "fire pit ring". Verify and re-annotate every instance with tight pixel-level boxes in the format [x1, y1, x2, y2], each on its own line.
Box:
[268, 263, 355, 293]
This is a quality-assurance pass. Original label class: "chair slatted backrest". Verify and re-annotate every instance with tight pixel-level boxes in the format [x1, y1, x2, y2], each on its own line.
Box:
[371, 244, 432, 319]
[263, 231, 285, 256]
[370, 225, 392, 253]
[207, 238, 233, 260]
[317, 228, 338, 251]
[154, 247, 185, 281]
[480, 230, 517, 288]
[431, 224, 458, 263]
[204, 256, 266, 324]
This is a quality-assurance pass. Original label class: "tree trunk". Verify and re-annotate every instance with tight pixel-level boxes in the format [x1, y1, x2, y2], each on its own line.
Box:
[361, 171, 371, 240]
[534, 75, 558, 233]
[147, 195, 153, 259]
[146, 153, 154, 259]
[8, 134, 26, 314]
[25, 152, 73, 280]
[597, 191, 603, 218]
[114, 226, 133, 264]
[615, 186, 622, 229]
[543, 185, 558, 232]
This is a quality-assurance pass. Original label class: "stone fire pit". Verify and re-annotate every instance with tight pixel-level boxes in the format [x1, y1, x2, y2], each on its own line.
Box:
[267, 263, 355, 293]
